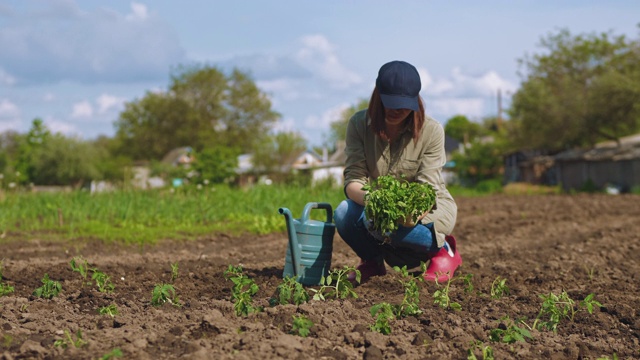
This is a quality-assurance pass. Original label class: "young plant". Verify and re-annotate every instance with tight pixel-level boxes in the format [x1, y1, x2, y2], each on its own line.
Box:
[488, 316, 533, 344]
[99, 348, 123, 360]
[151, 283, 181, 307]
[92, 269, 115, 293]
[490, 276, 509, 299]
[0, 262, 14, 297]
[392, 265, 423, 317]
[362, 175, 436, 238]
[462, 274, 474, 294]
[432, 276, 461, 311]
[370, 302, 396, 335]
[223, 265, 260, 316]
[32, 273, 62, 299]
[310, 266, 359, 301]
[53, 329, 87, 349]
[170, 262, 179, 283]
[98, 304, 119, 317]
[291, 315, 313, 337]
[0, 281, 12, 297]
[69, 256, 90, 286]
[467, 340, 494, 360]
[274, 276, 310, 305]
[532, 291, 601, 332]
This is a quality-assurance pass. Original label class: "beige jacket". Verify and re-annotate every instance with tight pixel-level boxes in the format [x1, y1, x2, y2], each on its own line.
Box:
[343, 109, 457, 247]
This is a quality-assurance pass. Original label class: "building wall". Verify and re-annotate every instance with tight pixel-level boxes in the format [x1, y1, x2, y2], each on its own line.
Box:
[557, 159, 640, 192]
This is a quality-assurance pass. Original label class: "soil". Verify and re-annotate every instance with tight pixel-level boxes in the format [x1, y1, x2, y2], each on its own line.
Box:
[1, 194, 639, 360]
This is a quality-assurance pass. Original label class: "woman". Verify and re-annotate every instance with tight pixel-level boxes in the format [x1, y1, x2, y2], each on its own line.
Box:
[334, 60, 462, 284]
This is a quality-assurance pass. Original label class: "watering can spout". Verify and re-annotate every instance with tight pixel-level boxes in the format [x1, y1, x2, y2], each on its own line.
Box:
[279, 207, 302, 277]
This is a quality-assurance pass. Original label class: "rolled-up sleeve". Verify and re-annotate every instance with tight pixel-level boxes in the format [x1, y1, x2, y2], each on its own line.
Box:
[417, 122, 457, 246]
[343, 111, 369, 194]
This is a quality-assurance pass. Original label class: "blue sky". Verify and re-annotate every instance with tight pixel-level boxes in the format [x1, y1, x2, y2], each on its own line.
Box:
[0, 1, 638, 147]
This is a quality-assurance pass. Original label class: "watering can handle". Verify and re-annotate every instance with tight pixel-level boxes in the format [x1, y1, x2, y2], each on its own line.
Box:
[300, 202, 333, 223]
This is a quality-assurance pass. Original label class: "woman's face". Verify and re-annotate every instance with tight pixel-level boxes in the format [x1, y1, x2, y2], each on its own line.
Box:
[384, 108, 412, 126]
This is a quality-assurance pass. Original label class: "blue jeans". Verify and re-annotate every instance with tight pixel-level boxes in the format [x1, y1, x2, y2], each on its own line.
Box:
[334, 199, 440, 268]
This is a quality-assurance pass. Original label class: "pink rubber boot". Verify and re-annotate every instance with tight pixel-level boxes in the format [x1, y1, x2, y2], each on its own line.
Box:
[423, 235, 462, 283]
[347, 259, 386, 284]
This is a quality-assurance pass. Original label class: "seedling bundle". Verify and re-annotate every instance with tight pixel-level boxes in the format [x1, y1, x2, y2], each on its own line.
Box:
[362, 175, 437, 237]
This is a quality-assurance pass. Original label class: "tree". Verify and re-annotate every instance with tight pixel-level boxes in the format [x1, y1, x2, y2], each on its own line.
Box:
[192, 145, 240, 184]
[328, 98, 369, 145]
[444, 115, 484, 144]
[251, 131, 307, 174]
[114, 65, 280, 161]
[509, 28, 640, 152]
[115, 92, 198, 161]
[30, 134, 104, 187]
[14, 118, 50, 184]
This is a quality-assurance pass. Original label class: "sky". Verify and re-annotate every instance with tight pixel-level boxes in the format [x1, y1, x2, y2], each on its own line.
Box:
[0, 1, 638, 147]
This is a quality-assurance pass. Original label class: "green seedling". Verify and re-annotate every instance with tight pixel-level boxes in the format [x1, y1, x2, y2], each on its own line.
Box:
[274, 276, 310, 306]
[98, 304, 119, 317]
[490, 276, 509, 299]
[310, 266, 359, 300]
[462, 274, 474, 294]
[291, 315, 313, 337]
[432, 275, 461, 311]
[53, 329, 87, 349]
[99, 348, 123, 360]
[362, 175, 436, 237]
[151, 283, 181, 307]
[596, 354, 619, 360]
[223, 265, 260, 316]
[0, 261, 14, 297]
[532, 291, 601, 332]
[32, 273, 62, 299]
[2, 334, 13, 349]
[392, 265, 423, 317]
[70, 256, 90, 286]
[370, 302, 396, 335]
[580, 293, 603, 314]
[91, 269, 115, 293]
[489, 316, 533, 344]
[467, 340, 494, 360]
[170, 262, 179, 283]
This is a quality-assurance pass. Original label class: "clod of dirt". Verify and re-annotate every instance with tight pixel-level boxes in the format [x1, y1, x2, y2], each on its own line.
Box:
[363, 345, 383, 360]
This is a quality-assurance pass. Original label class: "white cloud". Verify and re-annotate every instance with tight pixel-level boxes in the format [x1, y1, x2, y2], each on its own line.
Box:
[256, 79, 301, 103]
[43, 93, 55, 102]
[96, 94, 126, 114]
[0, 1, 185, 84]
[127, 3, 148, 21]
[71, 101, 93, 118]
[296, 35, 361, 89]
[429, 98, 486, 119]
[424, 67, 516, 98]
[44, 116, 79, 135]
[304, 103, 349, 131]
[0, 68, 16, 86]
[0, 98, 22, 132]
[271, 117, 297, 134]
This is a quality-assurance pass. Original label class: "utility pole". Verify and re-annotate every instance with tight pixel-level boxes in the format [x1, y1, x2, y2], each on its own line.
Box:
[497, 88, 503, 129]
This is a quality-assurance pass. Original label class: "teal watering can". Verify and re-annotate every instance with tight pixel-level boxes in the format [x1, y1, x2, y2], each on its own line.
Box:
[279, 202, 335, 285]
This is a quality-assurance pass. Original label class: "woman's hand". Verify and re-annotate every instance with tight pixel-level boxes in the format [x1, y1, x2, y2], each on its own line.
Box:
[398, 206, 433, 227]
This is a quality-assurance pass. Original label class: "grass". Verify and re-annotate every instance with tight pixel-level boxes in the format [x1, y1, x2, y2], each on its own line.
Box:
[0, 181, 564, 244]
[0, 184, 346, 244]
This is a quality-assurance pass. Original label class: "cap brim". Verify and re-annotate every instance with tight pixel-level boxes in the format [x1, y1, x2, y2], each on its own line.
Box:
[380, 93, 419, 111]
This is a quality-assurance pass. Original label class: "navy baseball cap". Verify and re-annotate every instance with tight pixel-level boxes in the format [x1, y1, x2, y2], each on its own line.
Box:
[376, 60, 421, 111]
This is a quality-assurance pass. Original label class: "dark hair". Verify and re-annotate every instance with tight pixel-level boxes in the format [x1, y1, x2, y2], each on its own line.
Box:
[367, 87, 425, 143]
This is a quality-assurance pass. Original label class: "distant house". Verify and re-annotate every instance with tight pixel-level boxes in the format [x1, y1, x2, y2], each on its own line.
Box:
[311, 141, 346, 187]
[503, 150, 557, 186]
[554, 133, 640, 192]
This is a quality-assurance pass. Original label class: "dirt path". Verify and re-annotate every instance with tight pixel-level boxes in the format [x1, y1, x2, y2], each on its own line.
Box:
[1, 194, 639, 359]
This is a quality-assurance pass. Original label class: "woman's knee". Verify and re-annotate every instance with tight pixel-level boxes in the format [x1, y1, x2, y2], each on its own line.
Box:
[334, 199, 361, 231]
